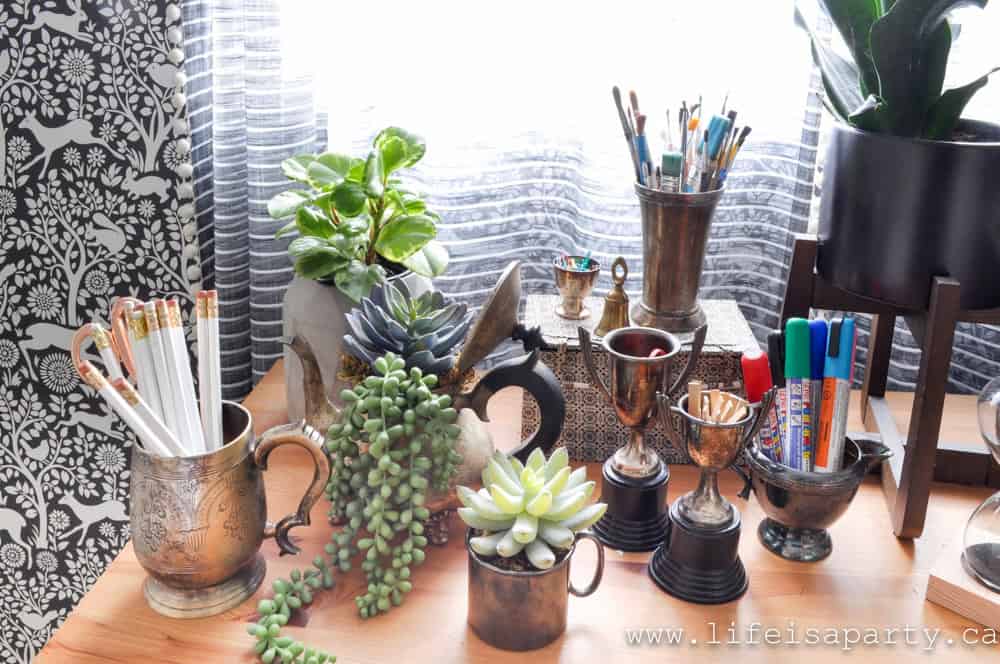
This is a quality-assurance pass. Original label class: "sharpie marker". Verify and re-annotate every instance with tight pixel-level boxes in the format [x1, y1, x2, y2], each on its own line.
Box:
[784, 318, 812, 471]
[742, 349, 781, 463]
[815, 317, 856, 472]
[767, 330, 787, 459]
[809, 319, 828, 446]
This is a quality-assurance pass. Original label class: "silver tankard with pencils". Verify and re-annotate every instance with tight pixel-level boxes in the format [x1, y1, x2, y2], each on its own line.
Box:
[73, 293, 330, 617]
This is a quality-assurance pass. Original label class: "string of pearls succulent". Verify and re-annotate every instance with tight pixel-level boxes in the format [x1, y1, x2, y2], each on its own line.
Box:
[246, 352, 462, 660]
[325, 352, 462, 617]
[248, 559, 336, 664]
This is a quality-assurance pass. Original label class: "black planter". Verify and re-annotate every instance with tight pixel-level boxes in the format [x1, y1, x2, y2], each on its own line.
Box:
[817, 120, 1000, 311]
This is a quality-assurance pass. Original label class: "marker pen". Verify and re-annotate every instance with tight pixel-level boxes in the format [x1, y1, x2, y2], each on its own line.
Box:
[809, 319, 828, 447]
[815, 317, 856, 472]
[784, 318, 812, 471]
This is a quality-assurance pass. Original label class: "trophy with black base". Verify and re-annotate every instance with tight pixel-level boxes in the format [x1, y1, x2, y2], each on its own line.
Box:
[650, 387, 775, 603]
[578, 325, 706, 552]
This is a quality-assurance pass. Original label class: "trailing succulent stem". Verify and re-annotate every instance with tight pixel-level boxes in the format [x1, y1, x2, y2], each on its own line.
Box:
[797, 0, 995, 138]
[246, 352, 462, 661]
[248, 560, 337, 664]
[459, 448, 607, 571]
[324, 352, 462, 617]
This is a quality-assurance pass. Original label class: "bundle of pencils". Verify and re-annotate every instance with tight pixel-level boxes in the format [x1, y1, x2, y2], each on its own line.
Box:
[611, 86, 751, 193]
[74, 291, 224, 458]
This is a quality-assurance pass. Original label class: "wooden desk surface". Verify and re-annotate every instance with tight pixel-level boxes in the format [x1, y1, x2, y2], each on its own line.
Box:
[38, 362, 999, 663]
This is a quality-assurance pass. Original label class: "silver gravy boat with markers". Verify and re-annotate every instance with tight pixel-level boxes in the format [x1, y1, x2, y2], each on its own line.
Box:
[130, 401, 329, 618]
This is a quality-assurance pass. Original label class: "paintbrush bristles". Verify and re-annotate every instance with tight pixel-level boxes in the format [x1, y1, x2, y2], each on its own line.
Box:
[635, 113, 646, 136]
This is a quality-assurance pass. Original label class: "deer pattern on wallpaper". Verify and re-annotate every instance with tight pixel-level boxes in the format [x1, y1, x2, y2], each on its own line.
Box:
[0, 1, 200, 661]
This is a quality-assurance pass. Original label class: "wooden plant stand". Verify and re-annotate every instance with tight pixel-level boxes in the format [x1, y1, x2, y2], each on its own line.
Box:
[780, 235, 1000, 539]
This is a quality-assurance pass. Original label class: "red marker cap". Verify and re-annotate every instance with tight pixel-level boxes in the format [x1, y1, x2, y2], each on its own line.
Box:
[741, 349, 772, 404]
[649, 348, 667, 358]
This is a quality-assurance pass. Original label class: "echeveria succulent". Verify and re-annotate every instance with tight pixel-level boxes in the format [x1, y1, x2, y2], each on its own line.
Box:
[458, 448, 607, 570]
[344, 280, 472, 376]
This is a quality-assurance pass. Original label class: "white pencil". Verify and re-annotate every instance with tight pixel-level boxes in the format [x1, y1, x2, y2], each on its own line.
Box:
[112, 378, 186, 457]
[160, 299, 206, 454]
[143, 301, 183, 443]
[127, 309, 166, 421]
[77, 361, 173, 457]
[90, 323, 123, 382]
[197, 291, 224, 451]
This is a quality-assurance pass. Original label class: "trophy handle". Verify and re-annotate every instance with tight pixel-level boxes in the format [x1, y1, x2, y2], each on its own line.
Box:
[667, 323, 707, 399]
[740, 386, 778, 450]
[731, 386, 777, 500]
[577, 327, 611, 403]
[655, 392, 685, 449]
[731, 461, 753, 500]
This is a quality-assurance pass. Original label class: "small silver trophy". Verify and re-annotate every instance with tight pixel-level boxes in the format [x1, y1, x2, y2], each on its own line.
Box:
[651, 388, 775, 603]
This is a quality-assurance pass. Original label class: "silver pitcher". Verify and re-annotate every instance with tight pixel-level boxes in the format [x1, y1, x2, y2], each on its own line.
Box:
[658, 390, 775, 528]
[630, 184, 723, 333]
[578, 325, 706, 478]
[130, 401, 330, 618]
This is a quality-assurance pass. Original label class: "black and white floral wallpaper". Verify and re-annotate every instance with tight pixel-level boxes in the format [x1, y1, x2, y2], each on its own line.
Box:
[0, 1, 198, 660]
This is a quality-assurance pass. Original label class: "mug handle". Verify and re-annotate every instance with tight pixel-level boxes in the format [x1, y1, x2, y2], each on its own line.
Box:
[568, 531, 605, 598]
[254, 423, 331, 556]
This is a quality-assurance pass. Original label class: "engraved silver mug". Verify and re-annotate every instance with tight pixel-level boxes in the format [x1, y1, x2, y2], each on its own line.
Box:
[130, 401, 330, 618]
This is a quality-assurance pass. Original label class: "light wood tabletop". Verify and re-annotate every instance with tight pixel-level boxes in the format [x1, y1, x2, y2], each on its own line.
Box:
[37, 361, 1000, 663]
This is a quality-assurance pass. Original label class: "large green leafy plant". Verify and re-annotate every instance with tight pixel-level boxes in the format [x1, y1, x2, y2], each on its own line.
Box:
[798, 0, 997, 139]
[269, 128, 449, 302]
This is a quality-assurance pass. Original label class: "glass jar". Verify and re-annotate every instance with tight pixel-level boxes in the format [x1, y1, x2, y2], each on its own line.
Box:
[962, 377, 1000, 592]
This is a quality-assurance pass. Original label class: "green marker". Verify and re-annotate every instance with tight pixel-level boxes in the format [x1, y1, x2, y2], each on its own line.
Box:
[784, 317, 812, 470]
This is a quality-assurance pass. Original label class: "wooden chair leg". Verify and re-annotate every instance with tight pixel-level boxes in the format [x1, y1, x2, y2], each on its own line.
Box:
[890, 277, 961, 538]
[860, 312, 895, 426]
[779, 235, 817, 323]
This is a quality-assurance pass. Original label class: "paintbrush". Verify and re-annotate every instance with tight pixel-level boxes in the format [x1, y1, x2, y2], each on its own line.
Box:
[612, 86, 641, 181]
[679, 105, 689, 191]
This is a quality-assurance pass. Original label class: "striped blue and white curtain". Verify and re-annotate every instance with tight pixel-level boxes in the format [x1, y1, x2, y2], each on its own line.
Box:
[181, 0, 326, 398]
[181, 0, 1000, 399]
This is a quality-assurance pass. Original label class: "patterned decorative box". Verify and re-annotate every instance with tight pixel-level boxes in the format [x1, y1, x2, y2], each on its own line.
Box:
[521, 296, 758, 464]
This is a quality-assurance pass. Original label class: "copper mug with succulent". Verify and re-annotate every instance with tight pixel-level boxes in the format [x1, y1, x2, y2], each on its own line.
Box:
[460, 448, 607, 651]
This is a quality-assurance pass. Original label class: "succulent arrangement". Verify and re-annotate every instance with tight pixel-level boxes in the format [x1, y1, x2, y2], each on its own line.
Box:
[344, 281, 473, 375]
[459, 448, 607, 570]
[797, 0, 996, 139]
[269, 127, 449, 302]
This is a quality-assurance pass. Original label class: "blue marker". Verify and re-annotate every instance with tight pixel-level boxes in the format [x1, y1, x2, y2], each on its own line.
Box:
[816, 317, 857, 472]
[809, 319, 828, 446]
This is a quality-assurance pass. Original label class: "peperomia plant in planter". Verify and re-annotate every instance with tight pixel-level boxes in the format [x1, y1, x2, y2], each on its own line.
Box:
[275, 128, 448, 425]
[460, 449, 606, 651]
[269, 127, 449, 303]
[798, 0, 1000, 310]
